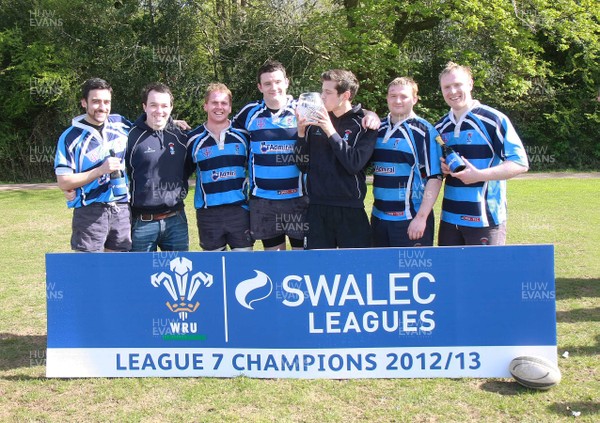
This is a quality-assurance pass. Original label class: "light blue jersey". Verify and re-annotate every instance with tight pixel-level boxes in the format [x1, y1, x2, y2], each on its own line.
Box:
[54, 114, 130, 208]
[187, 124, 249, 209]
[232, 97, 303, 200]
[372, 113, 442, 221]
[435, 102, 528, 227]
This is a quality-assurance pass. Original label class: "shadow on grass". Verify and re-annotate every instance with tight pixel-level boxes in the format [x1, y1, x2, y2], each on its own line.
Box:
[479, 380, 589, 405]
[559, 334, 600, 358]
[0, 374, 47, 381]
[556, 307, 600, 323]
[479, 380, 523, 395]
[555, 279, 600, 358]
[548, 402, 600, 417]
[555, 278, 599, 300]
[0, 333, 47, 372]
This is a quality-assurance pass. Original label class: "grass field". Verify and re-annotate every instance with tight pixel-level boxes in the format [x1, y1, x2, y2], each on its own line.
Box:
[0, 177, 598, 422]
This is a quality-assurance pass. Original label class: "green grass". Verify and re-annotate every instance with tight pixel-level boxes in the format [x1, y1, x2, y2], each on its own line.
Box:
[0, 178, 598, 422]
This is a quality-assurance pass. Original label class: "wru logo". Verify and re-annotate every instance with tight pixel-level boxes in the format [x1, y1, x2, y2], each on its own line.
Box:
[151, 257, 213, 320]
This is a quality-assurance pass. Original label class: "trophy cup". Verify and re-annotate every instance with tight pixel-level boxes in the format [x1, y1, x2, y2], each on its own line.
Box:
[297, 92, 324, 124]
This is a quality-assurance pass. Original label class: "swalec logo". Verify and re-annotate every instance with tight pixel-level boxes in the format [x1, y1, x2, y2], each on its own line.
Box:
[151, 257, 213, 320]
[235, 270, 273, 310]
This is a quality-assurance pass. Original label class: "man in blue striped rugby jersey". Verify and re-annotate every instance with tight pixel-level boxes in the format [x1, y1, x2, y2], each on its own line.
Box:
[231, 60, 309, 251]
[370, 77, 443, 247]
[188, 83, 253, 252]
[54, 78, 132, 252]
[435, 62, 529, 246]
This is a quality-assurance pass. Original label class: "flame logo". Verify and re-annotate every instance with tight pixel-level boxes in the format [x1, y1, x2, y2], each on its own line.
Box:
[235, 270, 273, 310]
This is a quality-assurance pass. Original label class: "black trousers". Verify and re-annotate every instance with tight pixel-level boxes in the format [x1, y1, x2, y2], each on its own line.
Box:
[305, 204, 371, 249]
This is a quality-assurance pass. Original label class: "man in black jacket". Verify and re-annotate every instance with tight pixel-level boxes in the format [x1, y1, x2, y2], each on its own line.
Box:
[126, 83, 193, 252]
[295, 69, 378, 249]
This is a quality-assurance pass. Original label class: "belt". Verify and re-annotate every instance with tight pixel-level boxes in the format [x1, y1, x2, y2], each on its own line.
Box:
[139, 210, 178, 222]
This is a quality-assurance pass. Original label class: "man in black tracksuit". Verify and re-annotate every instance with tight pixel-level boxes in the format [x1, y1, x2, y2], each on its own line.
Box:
[126, 83, 193, 252]
[295, 69, 377, 249]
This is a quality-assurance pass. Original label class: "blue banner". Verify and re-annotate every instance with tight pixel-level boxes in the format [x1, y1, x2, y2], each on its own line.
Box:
[46, 245, 557, 378]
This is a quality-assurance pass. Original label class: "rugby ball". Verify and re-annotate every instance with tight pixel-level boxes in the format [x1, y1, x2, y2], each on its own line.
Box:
[509, 356, 561, 390]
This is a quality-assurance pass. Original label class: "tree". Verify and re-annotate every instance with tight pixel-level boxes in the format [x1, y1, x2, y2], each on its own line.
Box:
[0, 0, 598, 181]
[331, 0, 600, 168]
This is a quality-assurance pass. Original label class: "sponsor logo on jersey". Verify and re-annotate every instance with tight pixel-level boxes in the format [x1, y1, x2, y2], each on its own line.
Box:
[460, 216, 481, 222]
[385, 211, 405, 216]
[212, 170, 236, 181]
[259, 142, 294, 154]
[374, 165, 395, 174]
[277, 189, 298, 195]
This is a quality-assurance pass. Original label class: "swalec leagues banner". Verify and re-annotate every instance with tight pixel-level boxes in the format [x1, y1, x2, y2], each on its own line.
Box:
[46, 245, 557, 378]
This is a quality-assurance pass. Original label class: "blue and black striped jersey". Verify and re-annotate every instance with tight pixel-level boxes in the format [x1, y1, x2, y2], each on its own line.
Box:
[54, 114, 131, 208]
[435, 102, 528, 227]
[232, 97, 304, 200]
[187, 124, 249, 209]
[372, 113, 442, 221]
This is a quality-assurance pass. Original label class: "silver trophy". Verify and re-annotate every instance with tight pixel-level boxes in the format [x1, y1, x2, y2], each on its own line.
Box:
[297, 92, 324, 124]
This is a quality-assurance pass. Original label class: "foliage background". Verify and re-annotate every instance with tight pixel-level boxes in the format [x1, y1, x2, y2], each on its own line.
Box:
[1, 0, 599, 182]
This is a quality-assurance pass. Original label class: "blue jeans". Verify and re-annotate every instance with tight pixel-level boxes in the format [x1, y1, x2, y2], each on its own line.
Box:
[131, 210, 189, 252]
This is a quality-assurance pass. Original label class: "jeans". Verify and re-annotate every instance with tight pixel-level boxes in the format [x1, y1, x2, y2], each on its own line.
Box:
[131, 210, 189, 252]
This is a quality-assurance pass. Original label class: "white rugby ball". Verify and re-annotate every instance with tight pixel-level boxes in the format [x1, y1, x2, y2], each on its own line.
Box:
[509, 356, 561, 390]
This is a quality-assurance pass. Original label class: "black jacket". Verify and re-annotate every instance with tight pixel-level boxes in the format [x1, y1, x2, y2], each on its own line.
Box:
[295, 104, 377, 208]
[126, 114, 192, 215]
